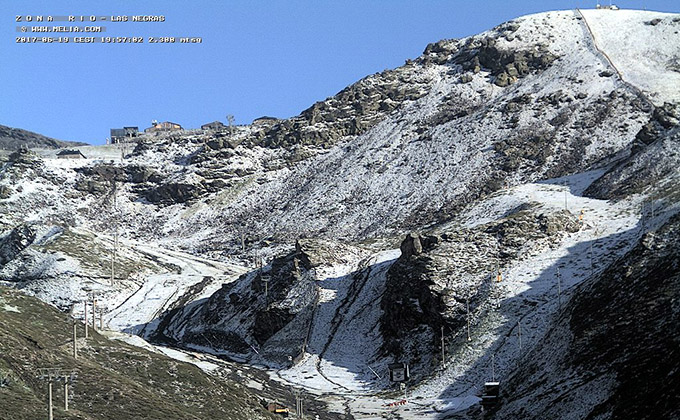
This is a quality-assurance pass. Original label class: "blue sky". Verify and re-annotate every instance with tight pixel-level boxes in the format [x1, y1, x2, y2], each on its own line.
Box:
[1, 0, 678, 144]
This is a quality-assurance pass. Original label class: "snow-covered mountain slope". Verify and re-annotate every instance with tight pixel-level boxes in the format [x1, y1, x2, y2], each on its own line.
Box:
[0, 8, 679, 420]
[579, 9, 680, 105]
[167, 9, 657, 249]
[495, 212, 680, 420]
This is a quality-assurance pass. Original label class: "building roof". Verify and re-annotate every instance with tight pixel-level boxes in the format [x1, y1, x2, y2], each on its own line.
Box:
[201, 121, 226, 128]
[56, 149, 86, 157]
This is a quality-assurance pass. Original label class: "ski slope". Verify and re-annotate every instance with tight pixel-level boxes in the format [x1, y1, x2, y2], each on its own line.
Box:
[580, 9, 680, 105]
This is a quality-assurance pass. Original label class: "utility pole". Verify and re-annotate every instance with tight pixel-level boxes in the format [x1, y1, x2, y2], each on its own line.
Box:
[38, 368, 62, 420]
[293, 389, 303, 419]
[441, 326, 446, 368]
[99, 307, 104, 331]
[564, 180, 568, 211]
[61, 372, 77, 412]
[257, 256, 270, 303]
[90, 293, 97, 332]
[111, 226, 118, 286]
[48, 380, 53, 420]
[263, 273, 270, 303]
[491, 354, 496, 382]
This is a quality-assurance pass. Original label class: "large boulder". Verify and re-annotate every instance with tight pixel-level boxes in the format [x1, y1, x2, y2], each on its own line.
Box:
[0, 224, 36, 266]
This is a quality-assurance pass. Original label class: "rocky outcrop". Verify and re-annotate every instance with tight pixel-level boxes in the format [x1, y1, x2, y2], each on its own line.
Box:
[399, 232, 439, 260]
[0, 224, 36, 266]
[144, 182, 206, 204]
[451, 36, 558, 87]
[381, 209, 580, 375]
[585, 104, 679, 200]
[0, 185, 12, 199]
[630, 102, 679, 154]
[155, 242, 321, 362]
[7, 146, 40, 167]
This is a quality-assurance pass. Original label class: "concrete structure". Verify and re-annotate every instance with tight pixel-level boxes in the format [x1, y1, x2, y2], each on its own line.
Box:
[110, 127, 139, 143]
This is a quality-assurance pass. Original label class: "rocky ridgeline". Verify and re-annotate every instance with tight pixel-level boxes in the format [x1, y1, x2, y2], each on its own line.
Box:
[381, 208, 580, 375]
[0, 124, 86, 151]
[208, 66, 432, 154]
[189, 19, 559, 166]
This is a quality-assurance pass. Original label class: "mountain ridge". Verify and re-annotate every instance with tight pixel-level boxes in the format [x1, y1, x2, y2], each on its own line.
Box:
[0, 124, 87, 152]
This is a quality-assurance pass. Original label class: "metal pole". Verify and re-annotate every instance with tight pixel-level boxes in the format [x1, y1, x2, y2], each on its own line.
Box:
[72, 323, 77, 359]
[111, 234, 115, 286]
[518, 320, 522, 352]
[100, 309, 103, 331]
[92, 297, 96, 331]
[557, 267, 562, 309]
[590, 243, 594, 276]
[492, 354, 495, 381]
[84, 302, 88, 339]
[441, 326, 446, 367]
[111, 181, 117, 286]
[48, 381, 53, 420]
[64, 378, 69, 411]
[466, 297, 471, 341]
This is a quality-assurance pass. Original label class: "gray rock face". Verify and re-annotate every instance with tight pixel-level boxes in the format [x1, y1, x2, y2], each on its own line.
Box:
[0, 224, 36, 267]
[155, 241, 325, 364]
[398, 232, 440, 260]
[193, 61, 433, 160]
[631, 102, 679, 154]
[585, 103, 680, 200]
[380, 209, 580, 376]
[452, 36, 558, 87]
[7, 147, 40, 167]
[0, 185, 12, 199]
[144, 182, 206, 204]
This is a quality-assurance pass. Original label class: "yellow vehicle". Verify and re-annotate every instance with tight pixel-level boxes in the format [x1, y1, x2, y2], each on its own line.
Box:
[267, 402, 290, 417]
